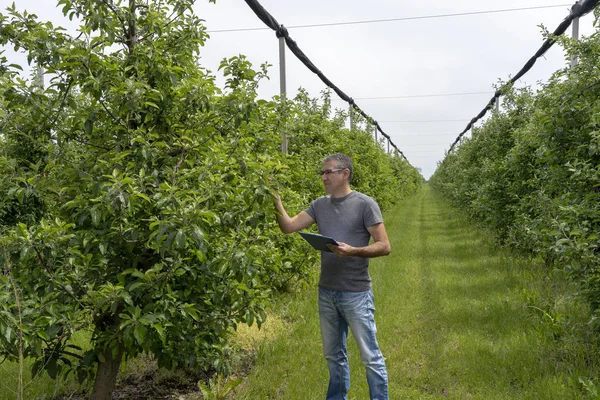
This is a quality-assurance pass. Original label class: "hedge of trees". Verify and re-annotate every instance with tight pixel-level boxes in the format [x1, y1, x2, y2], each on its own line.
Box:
[431, 10, 600, 330]
[0, 0, 422, 397]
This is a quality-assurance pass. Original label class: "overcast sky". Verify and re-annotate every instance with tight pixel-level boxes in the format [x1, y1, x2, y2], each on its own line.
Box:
[1, 1, 597, 178]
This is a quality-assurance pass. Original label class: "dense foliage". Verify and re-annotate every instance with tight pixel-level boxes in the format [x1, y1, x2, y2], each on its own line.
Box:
[431, 10, 600, 326]
[0, 0, 421, 395]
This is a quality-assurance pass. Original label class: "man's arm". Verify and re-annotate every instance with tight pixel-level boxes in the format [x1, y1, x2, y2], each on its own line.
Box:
[327, 222, 391, 258]
[274, 193, 315, 234]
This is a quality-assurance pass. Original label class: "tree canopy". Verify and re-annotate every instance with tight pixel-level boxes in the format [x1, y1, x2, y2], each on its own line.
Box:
[0, 0, 421, 397]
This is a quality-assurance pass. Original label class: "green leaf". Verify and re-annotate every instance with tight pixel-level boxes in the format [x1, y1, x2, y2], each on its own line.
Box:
[84, 118, 93, 134]
[47, 358, 58, 379]
[192, 225, 204, 247]
[15, 188, 24, 204]
[185, 306, 199, 322]
[4, 326, 12, 342]
[128, 282, 145, 291]
[153, 324, 166, 344]
[135, 192, 151, 203]
[19, 246, 29, 260]
[175, 229, 186, 249]
[16, 223, 28, 238]
[132, 270, 145, 279]
[237, 283, 250, 293]
[134, 323, 147, 345]
[138, 314, 157, 325]
[144, 101, 159, 109]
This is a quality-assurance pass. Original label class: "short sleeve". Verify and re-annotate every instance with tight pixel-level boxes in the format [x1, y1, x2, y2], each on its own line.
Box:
[305, 199, 317, 220]
[363, 197, 383, 228]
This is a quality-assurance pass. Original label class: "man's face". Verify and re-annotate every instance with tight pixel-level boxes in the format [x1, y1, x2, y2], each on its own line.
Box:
[321, 160, 346, 194]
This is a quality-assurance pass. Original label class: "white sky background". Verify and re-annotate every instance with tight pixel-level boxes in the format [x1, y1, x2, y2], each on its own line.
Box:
[1, 1, 597, 179]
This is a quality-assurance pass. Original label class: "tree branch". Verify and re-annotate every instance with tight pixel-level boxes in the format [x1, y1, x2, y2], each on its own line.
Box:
[57, 349, 84, 361]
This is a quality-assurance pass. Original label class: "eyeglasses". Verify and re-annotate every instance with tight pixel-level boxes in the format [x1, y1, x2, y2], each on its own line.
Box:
[319, 168, 344, 176]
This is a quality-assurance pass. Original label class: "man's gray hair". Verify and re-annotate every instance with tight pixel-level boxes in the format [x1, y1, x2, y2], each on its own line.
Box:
[322, 153, 354, 182]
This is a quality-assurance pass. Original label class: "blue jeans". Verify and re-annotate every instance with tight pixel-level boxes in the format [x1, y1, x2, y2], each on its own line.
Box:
[318, 288, 389, 400]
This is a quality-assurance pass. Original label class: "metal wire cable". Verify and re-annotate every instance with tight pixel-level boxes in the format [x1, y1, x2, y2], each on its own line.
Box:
[332, 92, 493, 101]
[242, 0, 411, 162]
[447, 0, 600, 152]
[379, 120, 469, 123]
[208, 4, 572, 33]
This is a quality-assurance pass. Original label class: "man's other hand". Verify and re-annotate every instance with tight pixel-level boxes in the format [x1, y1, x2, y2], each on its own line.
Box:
[327, 242, 355, 258]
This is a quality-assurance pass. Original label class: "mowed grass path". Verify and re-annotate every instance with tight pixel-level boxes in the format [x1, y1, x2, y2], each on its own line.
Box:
[233, 185, 597, 399]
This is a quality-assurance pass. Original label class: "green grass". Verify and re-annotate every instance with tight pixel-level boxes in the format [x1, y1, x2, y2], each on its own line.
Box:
[232, 185, 600, 399]
[0, 333, 90, 399]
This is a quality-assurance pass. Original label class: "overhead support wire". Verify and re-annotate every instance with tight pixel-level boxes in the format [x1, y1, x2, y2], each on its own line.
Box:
[242, 0, 411, 162]
[333, 91, 493, 101]
[380, 119, 470, 123]
[447, 0, 600, 153]
[209, 4, 573, 33]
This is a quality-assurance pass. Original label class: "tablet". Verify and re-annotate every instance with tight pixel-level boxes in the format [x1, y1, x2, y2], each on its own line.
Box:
[298, 232, 339, 252]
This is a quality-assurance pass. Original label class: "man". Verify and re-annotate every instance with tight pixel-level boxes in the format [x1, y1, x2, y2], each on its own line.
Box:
[273, 153, 391, 400]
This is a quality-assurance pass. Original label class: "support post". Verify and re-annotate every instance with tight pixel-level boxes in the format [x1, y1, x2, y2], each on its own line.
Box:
[374, 124, 378, 145]
[349, 105, 354, 131]
[35, 62, 44, 88]
[571, 16, 580, 68]
[279, 36, 288, 153]
[496, 96, 500, 114]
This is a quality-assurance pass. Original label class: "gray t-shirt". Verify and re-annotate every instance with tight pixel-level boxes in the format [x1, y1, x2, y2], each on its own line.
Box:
[305, 191, 384, 292]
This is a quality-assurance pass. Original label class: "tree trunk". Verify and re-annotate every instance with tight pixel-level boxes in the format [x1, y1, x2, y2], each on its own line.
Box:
[90, 342, 125, 400]
[127, 0, 138, 54]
